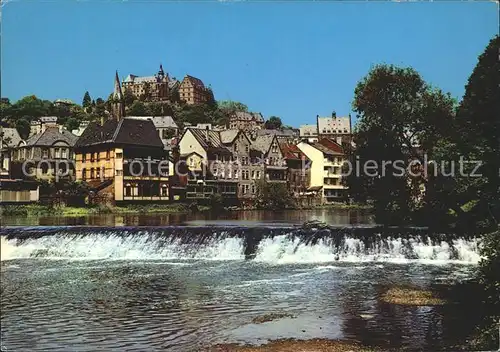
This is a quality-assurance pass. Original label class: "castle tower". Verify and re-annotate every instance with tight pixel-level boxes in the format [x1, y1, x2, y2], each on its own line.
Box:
[112, 70, 125, 120]
[158, 64, 165, 79]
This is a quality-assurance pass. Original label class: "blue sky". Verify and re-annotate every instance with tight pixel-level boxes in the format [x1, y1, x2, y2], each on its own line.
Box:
[2, 1, 498, 126]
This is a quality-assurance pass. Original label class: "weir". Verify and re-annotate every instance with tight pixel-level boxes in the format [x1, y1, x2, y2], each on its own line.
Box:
[0, 225, 481, 264]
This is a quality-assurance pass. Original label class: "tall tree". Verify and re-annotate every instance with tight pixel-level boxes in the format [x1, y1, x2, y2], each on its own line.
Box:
[82, 91, 92, 109]
[345, 64, 456, 225]
[456, 35, 499, 227]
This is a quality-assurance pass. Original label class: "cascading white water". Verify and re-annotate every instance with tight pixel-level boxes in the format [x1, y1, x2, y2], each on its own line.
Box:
[0, 233, 482, 264]
[253, 235, 481, 264]
[0, 235, 246, 261]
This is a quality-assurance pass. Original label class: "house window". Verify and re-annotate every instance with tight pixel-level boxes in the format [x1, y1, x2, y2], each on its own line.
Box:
[161, 184, 168, 197]
[42, 149, 49, 159]
[41, 163, 49, 174]
[106, 150, 110, 160]
[55, 148, 61, 159]
[91, 153, 95, 162]
[82, 153, 86, 162]
[125, 183, 132, 197]
[90, 168, 95, 179]
[96, 152, 100, 162]
[62, 149, 67, 159]
[116, 169, 123, 176]
[96, 167, 100, 179]
[58, 163, 67, 175]
[82, 168, 86, 180]
[116, 152, 123, 159]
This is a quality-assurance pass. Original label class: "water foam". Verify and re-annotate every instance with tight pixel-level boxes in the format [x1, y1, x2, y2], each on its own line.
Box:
[253, 235, 481, 264]
[0, 232, 481, 264]
[0, 235, 245, 261]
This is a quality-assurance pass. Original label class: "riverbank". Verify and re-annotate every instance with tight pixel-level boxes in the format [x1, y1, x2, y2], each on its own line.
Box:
[206, 339, 378, 351]
[0, 202, 371, 217]
[0, 203, 194, 217]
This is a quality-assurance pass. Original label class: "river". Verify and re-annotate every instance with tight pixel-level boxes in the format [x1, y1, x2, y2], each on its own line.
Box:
[0, 210, 484, 351]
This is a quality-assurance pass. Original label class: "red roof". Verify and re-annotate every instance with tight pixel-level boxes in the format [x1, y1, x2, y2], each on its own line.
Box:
[279, 142, 309, 161]
[317, 138, 344, 154]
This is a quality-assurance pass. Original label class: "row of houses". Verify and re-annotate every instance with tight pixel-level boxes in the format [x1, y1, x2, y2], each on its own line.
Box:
[1, 113, 349, 205]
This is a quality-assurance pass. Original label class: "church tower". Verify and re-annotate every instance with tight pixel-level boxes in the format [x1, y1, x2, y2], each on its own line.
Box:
[112, 70, 125, 120]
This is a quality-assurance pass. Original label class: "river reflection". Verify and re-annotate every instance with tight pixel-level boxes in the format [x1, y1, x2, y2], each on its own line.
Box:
[0, 208, 373, 227]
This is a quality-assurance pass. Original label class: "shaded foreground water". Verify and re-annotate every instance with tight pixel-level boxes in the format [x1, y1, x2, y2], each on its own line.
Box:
[0, 223, 484, 351]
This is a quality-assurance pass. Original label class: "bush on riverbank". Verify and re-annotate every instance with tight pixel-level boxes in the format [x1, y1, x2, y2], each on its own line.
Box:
[0, 203, 191, 216]
[469, 228, 500, 350]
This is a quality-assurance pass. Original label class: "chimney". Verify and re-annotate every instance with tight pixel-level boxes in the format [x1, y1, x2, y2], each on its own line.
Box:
[59, 125, 63, 133]
[205, 125, 210, 143]
[332, 111, 337, 118]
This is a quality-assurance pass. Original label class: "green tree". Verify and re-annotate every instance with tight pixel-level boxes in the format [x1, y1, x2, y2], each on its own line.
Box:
[15, 118, 31, 139]
[82, 91, 92, 109]
[149, 102, 163, 116]
[49, 103, 72, 119]
[168, 86, 181, 104]
[255, 179, 295, 210]
[264, 116, 282, 130]
[217, 100, 248, 113]
[10, 95, 52, 121]
[123, 87, 135, 106]
[456, 35, 499, 228]
[0, 100, 12, 125]
[65, 117, 80, 132]
[448, 36, 499, 350]
[95, 98, 106, 117]
[128, 101, 149, 116]
[174, 103, 216, 126]
[346, 64, 456, 226]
